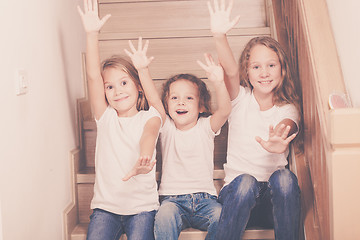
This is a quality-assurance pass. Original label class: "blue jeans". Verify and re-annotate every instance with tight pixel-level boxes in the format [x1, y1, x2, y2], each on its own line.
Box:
[87, 208, 156, 240]
[154, 192, 222, 240]
[215, 169, 301, 240]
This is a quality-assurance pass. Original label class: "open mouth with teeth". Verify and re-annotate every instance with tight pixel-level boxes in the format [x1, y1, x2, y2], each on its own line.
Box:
[258, 80, 273, 84]
[176, 110, 188, 115]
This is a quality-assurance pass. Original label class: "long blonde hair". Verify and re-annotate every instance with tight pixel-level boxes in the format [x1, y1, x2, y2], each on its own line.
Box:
[101, 55, 149, 111]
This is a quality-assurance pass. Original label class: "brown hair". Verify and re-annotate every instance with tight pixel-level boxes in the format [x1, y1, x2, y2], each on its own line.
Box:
[101, 55, 149, 111]
[239, 36, 300, 111]
[161, 74, 211, 118]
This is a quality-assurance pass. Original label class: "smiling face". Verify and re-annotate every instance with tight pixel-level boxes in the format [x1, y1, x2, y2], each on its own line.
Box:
[102, 67, 139, 117]
[166, 79, 201, 130]
[247, 44, 282, 100]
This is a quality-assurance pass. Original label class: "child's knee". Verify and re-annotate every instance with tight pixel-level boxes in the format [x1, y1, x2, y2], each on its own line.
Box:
[270, 169, 299, 195]
[232, 174, 257, 198]
[155, 201, 179, 224]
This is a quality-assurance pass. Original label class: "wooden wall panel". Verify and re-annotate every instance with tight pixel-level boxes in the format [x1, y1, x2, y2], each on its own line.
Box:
[78, 184, 94, 223]
[99, 0, 267, 34]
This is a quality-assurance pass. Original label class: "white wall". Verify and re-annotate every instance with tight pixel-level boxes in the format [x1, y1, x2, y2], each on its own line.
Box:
[326, 0, 360, 107]
[0, 0, 85, 239]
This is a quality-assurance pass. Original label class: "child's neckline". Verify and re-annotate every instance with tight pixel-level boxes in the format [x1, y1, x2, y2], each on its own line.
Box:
[251, 91, 275, 111]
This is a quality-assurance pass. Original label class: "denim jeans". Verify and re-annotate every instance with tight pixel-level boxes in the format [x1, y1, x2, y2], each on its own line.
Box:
[215, 169, 301, 240]
[154, 192, 222, 240]
[86, 208, 156, 240]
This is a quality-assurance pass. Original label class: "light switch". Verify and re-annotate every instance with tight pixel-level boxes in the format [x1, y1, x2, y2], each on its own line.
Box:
[15, 69, 28, 96]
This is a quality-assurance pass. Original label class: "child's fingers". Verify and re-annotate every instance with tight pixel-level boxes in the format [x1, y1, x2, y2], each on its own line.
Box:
[214, 0, 220, 12]
[285, 133, 297, 144]
[86, 0, 92, 11]
[143, 39, 149, 53]
[197, 60, 208, 71]
[208, 54, 215, 65]
[83, 0, 88, 12]
[281, 125, 291, 139]
[220, 0, 225, 11]
[226, 0, 233, 13]
[93, 0, 98, 13]
[230, 15, 241, 28]
[122, 171, 134, 181]
[148, 56, 155, 64]
[128, 40, 136, 53]
[100, 14, 111, 27]
[204, 53, 212, 66]
[124, 48, 132, 57]
[77, 5, 84, 17]
[207, 1, 214, 15]
[268, 125, 275, 137]
[255, 136, 266, 150]
[137, 37, 143, 51]
[275, 124, 285, 136]
[149, 160, 156, 169]
[144, 156, 151, 166]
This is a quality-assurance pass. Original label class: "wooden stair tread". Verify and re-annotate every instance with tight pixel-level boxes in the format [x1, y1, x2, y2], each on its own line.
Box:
[77, 167, 225, 183]
[98, 27, 271, 41]
[71, 223, 274, 240]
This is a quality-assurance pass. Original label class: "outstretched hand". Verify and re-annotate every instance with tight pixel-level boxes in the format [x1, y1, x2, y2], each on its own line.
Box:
[122, 156, 156, 181]
[255, 124, 297, 154]
[207, 0, 240, 36]
[197, 53, 224, 83]
[77, 0, 111, 33]
[124, 37, 154, 70]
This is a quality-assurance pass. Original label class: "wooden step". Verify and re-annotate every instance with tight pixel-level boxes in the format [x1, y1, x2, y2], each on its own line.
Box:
[71, 223, 275, 240]
[77, 168, 225, 184]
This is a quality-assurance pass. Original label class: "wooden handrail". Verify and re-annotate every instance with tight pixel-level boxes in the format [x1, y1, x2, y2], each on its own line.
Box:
[271, 0, 348, 239]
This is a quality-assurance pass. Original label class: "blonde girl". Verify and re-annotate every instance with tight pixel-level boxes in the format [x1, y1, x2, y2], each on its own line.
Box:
[208, 0, 301, 239]
[78, 1, 161, 239]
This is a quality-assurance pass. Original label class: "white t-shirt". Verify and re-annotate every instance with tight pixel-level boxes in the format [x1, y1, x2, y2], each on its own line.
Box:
[158, 116, 219, 196]
[224, 86, 300, 184]
[91, 106, 161, 215]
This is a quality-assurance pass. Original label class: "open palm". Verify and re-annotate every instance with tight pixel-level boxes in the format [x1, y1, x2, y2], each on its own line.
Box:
[208, 0, 240, 35]
[256, 124, 297, 154]
[122, 156, 156, 181]
[197, 53, 224, 83]
[77, 0, 111, 33]
[125, 37, 154, 70]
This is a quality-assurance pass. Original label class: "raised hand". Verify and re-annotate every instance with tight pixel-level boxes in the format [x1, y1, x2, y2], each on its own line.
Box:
[197, 53, 224, 83]
[207, 0, 240, 36]
[77, 0, 111, 33]
[122, 156, 156, 181]
[255, 124, 297, 154]
[124, 37, 154, 70]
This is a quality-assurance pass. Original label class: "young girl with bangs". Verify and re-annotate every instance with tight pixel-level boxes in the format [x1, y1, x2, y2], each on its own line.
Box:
[125, 38, 231, 240]
[78, 1, 162, 239]
[207, 0, 301, 239]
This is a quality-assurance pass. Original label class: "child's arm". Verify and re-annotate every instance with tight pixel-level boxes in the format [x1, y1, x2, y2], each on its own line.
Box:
[125, 38, 167, 124]
[197, 54, 231, 133]
[255, 119, 298, 154]
[208, 0, 240, 100]
[77, 0, 111, 120]
[122, 116, 161, 181]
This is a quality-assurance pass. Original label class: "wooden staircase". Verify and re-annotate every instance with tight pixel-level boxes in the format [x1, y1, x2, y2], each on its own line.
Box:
[64, 0, 280, 239]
